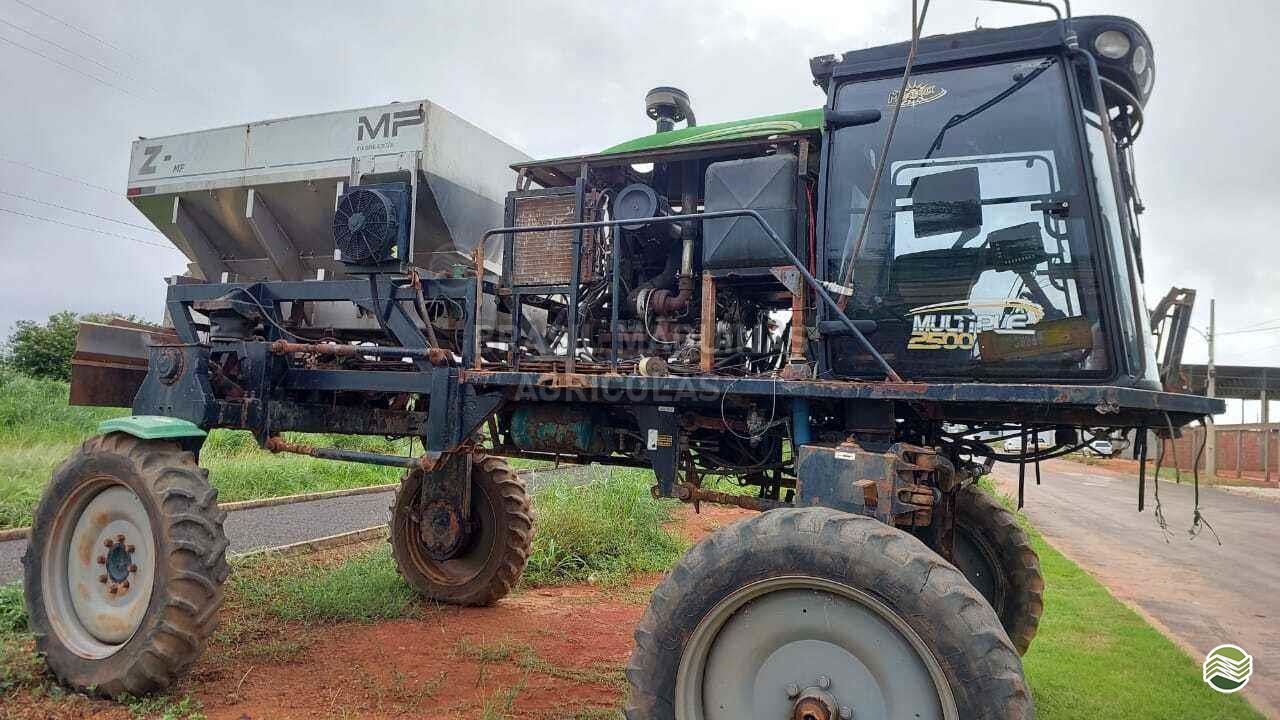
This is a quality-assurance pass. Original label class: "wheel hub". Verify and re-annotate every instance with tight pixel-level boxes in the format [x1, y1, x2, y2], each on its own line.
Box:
[418, 500, 467, 561]
[789, 681, 852, 720]
[103, 538, 135, 584]
[57, 484, 156, 649]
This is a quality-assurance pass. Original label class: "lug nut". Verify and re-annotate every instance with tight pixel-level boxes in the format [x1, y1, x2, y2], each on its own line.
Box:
[840, 707, 853, 720]
[98, 574, 108, 584]
[97, 555, 106, 565]
[786, 683, 800, 698]
[817, 675, 831, 690]
[129, 564, 138, 573]
[126, 545, 135, 553]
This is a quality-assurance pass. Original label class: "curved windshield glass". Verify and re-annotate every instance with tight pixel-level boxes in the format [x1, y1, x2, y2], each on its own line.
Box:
[824, 57, 1112, 379]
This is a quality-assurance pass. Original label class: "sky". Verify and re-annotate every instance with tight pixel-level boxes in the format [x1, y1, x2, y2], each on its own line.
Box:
[0, 0, 1276, 418]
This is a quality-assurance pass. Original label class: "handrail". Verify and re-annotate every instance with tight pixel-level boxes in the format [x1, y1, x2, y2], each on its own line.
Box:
[482, 208, 903, 382]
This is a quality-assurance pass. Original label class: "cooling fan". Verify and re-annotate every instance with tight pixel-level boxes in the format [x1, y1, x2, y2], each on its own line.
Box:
[332, 183, 411, 267]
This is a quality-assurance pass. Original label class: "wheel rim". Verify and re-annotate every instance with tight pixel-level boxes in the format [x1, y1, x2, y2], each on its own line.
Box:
[952, 523, 1005, 614]
[675, 576, 959, 720]
[42, 477, 156, 659]
[405, 481, 497, 585]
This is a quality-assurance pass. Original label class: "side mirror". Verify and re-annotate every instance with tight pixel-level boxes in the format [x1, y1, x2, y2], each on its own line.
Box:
[910, 167, 983, 238]
[823, 108, 882, 130]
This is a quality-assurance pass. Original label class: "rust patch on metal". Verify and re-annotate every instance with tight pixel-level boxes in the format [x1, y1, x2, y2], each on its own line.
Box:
[266, 436, 317, 457]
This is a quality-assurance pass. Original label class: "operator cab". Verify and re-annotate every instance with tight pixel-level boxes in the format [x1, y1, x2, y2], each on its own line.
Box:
[813, 15, 1158, 388]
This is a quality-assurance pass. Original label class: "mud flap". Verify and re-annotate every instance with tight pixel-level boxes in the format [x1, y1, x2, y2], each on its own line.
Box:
[635, 405, 680, 496]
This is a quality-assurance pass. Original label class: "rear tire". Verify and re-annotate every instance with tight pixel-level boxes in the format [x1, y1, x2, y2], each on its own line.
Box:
[952, 484, 1045, 655]
[626, 507, 1034, 720]
[22, 433, 229, 697]
[389, 453, 532, 605]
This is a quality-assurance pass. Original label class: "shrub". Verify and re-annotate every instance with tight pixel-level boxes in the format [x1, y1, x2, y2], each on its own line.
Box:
[3, 312, 78, 381]
[2, 311, 154, 382]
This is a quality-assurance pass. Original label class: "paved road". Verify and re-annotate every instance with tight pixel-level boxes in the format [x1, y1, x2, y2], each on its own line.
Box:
[992, 459, 1280, 717]
[0, 464, 591, 586]
[0, 488, 396, 586]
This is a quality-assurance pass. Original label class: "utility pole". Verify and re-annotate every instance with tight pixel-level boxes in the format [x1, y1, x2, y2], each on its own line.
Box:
[1206, 298, 1217, 477]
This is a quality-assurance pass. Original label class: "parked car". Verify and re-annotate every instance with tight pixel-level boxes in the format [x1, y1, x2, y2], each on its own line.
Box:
[1088, 439, 1115, 457]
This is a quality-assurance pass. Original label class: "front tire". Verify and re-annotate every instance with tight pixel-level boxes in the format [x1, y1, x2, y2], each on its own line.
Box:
[626, 508, 1033, 720]
[22, 433, 229, 697]
[389, 453, 532, 606]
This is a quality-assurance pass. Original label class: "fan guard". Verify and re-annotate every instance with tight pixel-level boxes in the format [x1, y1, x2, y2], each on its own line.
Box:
[333, 188, 400, 264]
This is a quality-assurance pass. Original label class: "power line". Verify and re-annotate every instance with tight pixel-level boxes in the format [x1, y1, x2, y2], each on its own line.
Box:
[1235, 341, 1280, 358]
[0, 189, 164, 234]
[9, 0, 139, 61]
[7, 0, 213, 106]
[0, 16, 143, 87]
[1218, 324, 1280, 337]
[0, 33, 137, 97]
[0, 206, 180, 252]
[1, 157, 119, 196]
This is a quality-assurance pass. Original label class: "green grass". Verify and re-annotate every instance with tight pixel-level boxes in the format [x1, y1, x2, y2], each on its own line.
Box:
[231, 546, 421, 624]
[120, 692, 206, 720]
[0, 368, 425, 529]
[522, 468, 688, 587]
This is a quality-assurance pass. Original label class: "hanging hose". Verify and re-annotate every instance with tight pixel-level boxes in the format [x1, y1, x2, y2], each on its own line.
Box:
[1184, 416, 1221, 544]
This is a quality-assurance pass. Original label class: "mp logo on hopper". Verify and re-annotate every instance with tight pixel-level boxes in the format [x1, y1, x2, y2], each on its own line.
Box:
[356, 108, 424, 143]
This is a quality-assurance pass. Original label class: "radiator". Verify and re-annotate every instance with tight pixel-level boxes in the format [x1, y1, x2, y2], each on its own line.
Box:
[510, 192, 597, 286]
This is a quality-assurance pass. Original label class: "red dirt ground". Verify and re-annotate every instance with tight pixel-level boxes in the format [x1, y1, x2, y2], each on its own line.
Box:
[3, 504, 752, 720]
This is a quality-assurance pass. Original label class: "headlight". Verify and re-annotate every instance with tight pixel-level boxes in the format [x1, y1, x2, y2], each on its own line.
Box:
[1094, 30, 1131, 59]
[1132, 45, 1148, 75]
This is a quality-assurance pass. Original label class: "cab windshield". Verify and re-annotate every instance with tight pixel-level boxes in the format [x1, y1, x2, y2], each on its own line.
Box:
[824, 56, 1112, 379]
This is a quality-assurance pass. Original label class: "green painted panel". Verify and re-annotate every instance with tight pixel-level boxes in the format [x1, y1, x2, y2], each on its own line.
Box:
[600, 108, 823, 155]
[98, 415, 207, 440]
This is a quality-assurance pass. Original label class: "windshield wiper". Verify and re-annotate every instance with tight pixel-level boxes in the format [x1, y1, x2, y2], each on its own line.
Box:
[925, 59, 1055, 159]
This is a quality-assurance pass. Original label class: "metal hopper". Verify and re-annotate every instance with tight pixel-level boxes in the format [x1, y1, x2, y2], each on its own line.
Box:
[71, 101, 535, 399]
[126, 100, 529, 284]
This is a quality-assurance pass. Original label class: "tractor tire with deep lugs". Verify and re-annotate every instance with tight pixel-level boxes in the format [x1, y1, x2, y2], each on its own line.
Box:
[626, 507, 1034, 720]
[952, 483, 1045, 655]
[23, 433, 230, 697]
[389, 453, 532, 606]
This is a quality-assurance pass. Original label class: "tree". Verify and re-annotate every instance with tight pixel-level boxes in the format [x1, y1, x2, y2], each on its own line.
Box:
[3, 312, 154, 382]
[4, 311, 79, 381]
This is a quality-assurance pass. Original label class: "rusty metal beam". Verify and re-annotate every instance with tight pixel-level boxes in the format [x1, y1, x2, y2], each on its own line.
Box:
[700, 271, 715, 373]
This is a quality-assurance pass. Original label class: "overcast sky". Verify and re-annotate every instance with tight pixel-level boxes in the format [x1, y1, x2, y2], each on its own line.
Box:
[0, 0, 1276, 416]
